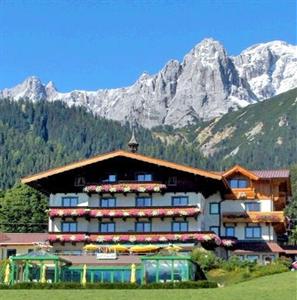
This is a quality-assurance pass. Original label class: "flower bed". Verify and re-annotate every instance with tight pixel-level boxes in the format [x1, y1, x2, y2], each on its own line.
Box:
[49, 207, 200, 219]
[83, 183, 167, 194]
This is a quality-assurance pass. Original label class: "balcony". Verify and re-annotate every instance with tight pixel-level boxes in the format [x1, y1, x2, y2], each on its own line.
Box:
[48, 231, 220, 245]
[49, 206, 200, 219]
[224, 188, 256, 200]
[83, 182, 167, 195]
[222, 211, 285, 224]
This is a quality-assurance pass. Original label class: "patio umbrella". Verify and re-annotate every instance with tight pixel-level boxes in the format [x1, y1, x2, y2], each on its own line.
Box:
[40, 264, 46, 283]
[81, 264, 87, 286]
[163, 245, 183, 252]
[108, 244, 129, 253]
[83, 244, 99, 251]
[129, 245, 160, 253]
[4, 263, 10, 285]
[130, 263, 136, 283]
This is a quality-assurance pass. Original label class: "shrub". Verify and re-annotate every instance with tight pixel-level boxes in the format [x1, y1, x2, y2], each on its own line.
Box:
[221, 256, 256, 271]
[191, 248, 221, 271]
[0, 280, 217, 289]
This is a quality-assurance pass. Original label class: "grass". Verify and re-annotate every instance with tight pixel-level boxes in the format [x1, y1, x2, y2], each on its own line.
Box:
[0, 272, 296, 300]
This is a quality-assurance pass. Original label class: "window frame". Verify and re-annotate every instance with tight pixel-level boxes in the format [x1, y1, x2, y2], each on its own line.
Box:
[99, 222, 116, 233]
[209, 226, 220, 236]
[61, 221, 78, 233]
[62, 196, 78, 207]
[135, 221, 152, 233]
[100, 197, 116, 208]
[245, 225, 261, 239]
[228, 178, 249, 189]
[167, 176, 177, 186]
[245, 202, 261, 212]
[136, 196, 152, 207]
[246, 255, 259, 262]
[209, 202, 220, 215]
[171, 221, 188, 232]
[171, 196, 189, 206]
[136, 173, 153, 182]
[225, 226, 235, 237]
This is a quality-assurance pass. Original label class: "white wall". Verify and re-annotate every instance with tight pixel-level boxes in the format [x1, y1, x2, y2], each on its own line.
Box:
[222, 199, 273, 213]
[50, 192, 203, 208]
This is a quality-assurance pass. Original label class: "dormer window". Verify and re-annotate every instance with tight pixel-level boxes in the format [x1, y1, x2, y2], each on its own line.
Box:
[228, 179, 249, 189]
[137, 173, 152, 182]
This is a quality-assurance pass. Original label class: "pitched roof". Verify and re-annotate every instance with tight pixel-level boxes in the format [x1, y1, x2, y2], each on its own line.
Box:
[233, 241, 284, 254]
[252, 169, 290, 179]
[0, 233, 48, 245]
[222, 165, 259, 180]
[60, 255, 141, 266]
[0, 233, 9, 242]
[21, 150, 222, 184]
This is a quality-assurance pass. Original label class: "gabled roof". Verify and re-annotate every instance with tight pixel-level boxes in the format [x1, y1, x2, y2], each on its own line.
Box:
[21, 150, 222, 184]
[222, 165, 259, 180]
[252, 169, 290, 179]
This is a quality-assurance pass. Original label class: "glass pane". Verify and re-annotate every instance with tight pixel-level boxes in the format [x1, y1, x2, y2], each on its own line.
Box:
[122, 270, 130, 283]
[254, 227, 261, 237]
[144, 260, 157, 283]
[109, 175, 117, 182]
[180, 222, 188, 231]
[102, 271, 111, 283]
[159, 260, 172, 282]
[113, 271, 122, 283]
[238, 180, 248, 188]
[93, 271, 102, 283]
[210, 203, 219, 214]
[173, 260, 188, 281]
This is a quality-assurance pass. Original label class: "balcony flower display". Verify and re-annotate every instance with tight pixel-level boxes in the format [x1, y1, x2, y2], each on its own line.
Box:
[48, 232, 221, 245]
[50, 207, 200, 219]
[221, 239, 237, 247]
[83, 183, 167, 194]
[223, 212, 284, 223]
[49, 208, 89, 218]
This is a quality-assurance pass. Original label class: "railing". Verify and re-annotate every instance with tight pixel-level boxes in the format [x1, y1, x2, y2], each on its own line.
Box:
[222, 211, 285, 223]
[49, 206, 200, 219]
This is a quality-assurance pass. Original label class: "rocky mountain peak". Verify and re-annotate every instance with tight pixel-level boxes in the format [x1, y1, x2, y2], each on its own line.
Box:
[1, 38, 296, 128]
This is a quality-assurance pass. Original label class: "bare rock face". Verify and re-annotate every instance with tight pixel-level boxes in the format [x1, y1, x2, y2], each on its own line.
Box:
[1, 39, 296, 128]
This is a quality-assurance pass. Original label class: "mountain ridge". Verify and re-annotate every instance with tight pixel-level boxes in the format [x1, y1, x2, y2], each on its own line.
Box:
[1, 38, 296, 128]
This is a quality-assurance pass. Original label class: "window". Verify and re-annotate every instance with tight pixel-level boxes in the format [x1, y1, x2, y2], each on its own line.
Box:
[168, 176, 177, 186]
[61, 222, 77, 232]
[245, 226, 261, 239]
[172, 196, 188, 206]
[209, 202, 220, 214]
[209, 226, 220, 236]
[246, 255, 259, 262]
[136, 197, 152, 207]
[6, 249, 16, 258]
[100, 222, 115, 233]
[172, 221, 188, 232]
[245, 202, 261, 212]
[135, 222, 151, 232]
[103, 174, 117, 183]
[100, 198, 116, 208]
[228, 179, 249, 189]
[74, 176, 86, 187]
[225, 226, 235, 237]
[62, 196, 78, 207]
[137, 173, 152, 182]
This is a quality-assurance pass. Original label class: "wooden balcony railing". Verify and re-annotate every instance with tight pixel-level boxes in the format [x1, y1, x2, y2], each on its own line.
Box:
[222, 211, 285, 223]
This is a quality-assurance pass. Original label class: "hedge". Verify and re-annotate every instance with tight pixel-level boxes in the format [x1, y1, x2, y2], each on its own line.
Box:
[0, 280, 217, 289]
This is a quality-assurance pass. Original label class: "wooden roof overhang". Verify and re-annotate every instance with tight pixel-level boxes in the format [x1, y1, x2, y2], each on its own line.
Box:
[21, 150, 230, 197]
[222, 165, 260, 181]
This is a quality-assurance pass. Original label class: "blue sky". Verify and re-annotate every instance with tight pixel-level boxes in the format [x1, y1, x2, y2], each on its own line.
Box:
[0, 0, 296, 91]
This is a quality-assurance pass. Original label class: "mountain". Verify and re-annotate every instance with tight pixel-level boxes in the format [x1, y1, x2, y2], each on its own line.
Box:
[0, 88, 296, 189]
[1, 39, 296, 129]
[153, 88, 297, 169]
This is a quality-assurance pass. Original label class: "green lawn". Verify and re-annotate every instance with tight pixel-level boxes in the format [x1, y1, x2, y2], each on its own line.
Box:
[0, 272, 296, 300]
